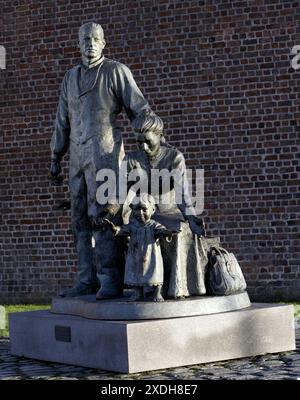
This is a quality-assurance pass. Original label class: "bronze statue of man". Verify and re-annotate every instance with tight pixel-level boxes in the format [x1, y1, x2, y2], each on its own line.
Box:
[50, 22, 151, 298]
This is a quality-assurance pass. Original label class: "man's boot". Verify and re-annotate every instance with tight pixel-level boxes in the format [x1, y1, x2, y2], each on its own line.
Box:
[96, 274, 123, 300]
[60, 282, 98, 297]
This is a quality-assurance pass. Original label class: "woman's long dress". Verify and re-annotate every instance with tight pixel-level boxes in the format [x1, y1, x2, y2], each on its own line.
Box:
[122, 146, 207, 298]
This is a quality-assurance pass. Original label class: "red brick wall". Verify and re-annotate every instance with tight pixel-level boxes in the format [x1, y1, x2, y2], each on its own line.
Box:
[0, 0, 299, 303]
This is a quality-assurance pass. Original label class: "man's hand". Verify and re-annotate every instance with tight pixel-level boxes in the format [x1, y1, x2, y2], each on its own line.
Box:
[187, 215, 206, 237]
[103, 219, 119, 234]
[92, 207, 115, 231]
[50, 160, 63, 186]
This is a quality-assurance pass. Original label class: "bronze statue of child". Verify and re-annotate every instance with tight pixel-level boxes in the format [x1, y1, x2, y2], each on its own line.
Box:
[105, 193, 179, 302]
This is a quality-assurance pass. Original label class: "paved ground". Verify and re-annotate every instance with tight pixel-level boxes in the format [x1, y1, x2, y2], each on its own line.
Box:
[0, 320, 299, 380]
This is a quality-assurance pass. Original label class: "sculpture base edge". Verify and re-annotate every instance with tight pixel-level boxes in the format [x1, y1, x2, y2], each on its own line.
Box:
[50, 292, 251, 320]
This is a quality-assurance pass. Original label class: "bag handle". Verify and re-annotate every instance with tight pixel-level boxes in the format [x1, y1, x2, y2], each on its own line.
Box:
[218, 247, 230, 256]
[211, 247, 229, 257]
[198, 236, 206, 256]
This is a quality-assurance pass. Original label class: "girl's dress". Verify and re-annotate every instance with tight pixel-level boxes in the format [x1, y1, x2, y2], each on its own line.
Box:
[118, 219, 166, 287]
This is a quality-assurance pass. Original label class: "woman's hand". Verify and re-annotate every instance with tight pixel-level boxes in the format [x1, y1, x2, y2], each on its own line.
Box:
[187, 215, 206, 237]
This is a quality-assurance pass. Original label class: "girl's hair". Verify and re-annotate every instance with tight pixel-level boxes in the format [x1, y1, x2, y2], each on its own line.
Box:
[130, 192, 156, 212]
[132, 110, 164, 135]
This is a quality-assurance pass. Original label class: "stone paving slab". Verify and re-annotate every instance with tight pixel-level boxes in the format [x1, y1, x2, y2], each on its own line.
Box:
[0, 321, 299, 380]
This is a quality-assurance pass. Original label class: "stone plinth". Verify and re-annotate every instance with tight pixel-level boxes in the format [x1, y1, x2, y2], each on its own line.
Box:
[9, 303, 295, 373]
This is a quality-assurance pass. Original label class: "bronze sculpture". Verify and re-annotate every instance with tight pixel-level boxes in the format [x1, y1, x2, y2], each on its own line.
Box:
[105, 193, 179, 302]
[50, 22, 246, 302]
[50, 22, 152, 298]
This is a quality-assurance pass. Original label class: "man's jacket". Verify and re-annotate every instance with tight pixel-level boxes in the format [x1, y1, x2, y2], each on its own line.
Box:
[50, 56, 149, 171]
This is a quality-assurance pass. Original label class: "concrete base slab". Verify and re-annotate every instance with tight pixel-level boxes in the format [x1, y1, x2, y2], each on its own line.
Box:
[51, 292, 251, 320]
[9, 304, 295, 373]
